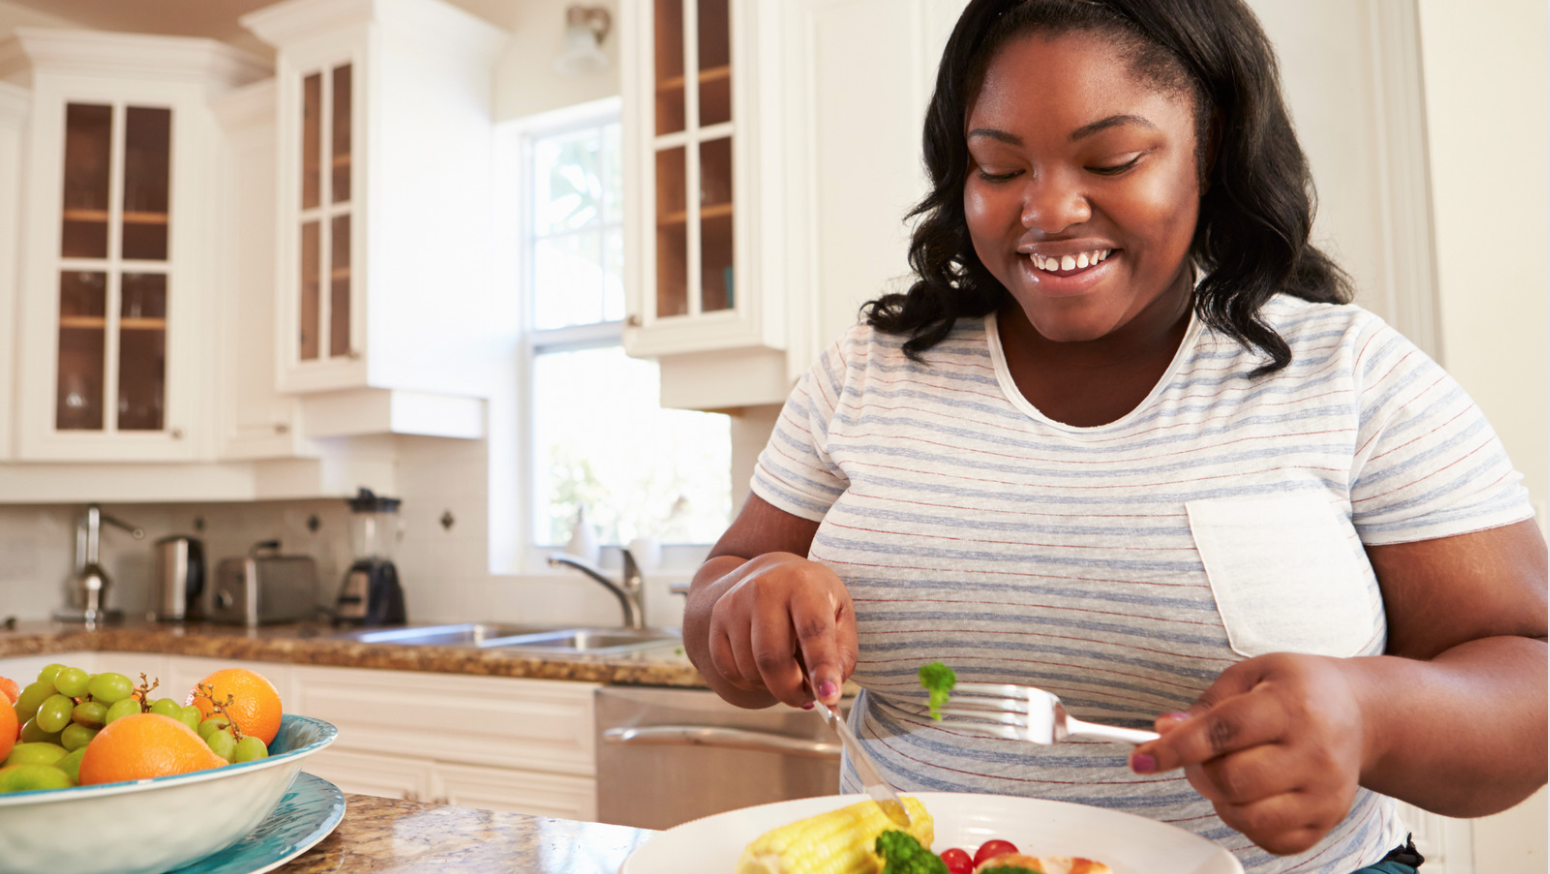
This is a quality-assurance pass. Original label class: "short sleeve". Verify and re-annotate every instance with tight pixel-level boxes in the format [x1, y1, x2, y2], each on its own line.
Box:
[749, 337, 851, 522]
[1348, 321, 1534, 544]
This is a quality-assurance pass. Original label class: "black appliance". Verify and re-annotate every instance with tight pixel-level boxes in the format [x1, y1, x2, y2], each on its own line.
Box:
[334, 488, 407, 626]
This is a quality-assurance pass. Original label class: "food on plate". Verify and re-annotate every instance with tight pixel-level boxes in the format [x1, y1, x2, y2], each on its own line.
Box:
[876, 829, 947, 874]
[939, 847, 973, 874]
[734, 795, 934, 874]
[972, 854, 1112, 874]
[0, 662, 281, 793]
[971, 840, 1019, 867]
[918, 663, 956, 721]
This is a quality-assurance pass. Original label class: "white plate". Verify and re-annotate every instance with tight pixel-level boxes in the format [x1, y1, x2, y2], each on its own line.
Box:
[623, 792, 1244, 874]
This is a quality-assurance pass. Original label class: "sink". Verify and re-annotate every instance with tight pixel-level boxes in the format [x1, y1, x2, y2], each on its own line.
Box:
[329, 623, 559, 647]
[491, 627, 681, 655]
[329, 622, 681, 655]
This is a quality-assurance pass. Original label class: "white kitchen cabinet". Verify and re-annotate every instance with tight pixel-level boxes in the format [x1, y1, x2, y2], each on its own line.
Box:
[1, 30, 269, 462]
[211, 79, 307, 460]
[287, 665, 599, 819]
[621, 0, 961, 410]
[0, 82, 27, 462]
[239, 0, 508, 425]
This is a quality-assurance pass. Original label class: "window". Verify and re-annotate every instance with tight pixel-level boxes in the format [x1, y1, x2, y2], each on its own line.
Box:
[522, 107, 732, 549]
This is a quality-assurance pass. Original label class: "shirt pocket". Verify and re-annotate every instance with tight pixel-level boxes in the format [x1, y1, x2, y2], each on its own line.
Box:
[1186, 493, 1377, 659]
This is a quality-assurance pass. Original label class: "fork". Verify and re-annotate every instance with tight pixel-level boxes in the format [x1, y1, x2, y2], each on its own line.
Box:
[901, 682, 1160, 745]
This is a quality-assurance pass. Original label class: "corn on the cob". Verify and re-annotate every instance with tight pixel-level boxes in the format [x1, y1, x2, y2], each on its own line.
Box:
[735, 796, 934, 874]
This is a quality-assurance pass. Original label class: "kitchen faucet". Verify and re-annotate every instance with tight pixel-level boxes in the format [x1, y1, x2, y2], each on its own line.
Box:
[548, 550, 645, 629]
[64, 504, 144, 623]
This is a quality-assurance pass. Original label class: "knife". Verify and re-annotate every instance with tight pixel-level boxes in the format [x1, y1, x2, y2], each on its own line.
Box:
[810, 698, 913, 829]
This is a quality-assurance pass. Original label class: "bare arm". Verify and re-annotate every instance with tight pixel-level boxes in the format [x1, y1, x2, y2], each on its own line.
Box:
[682, 493, 857, 709]
[1136, 519, 1548, 853]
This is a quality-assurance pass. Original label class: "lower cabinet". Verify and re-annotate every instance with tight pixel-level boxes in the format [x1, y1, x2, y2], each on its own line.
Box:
[0, 652, 598, 820]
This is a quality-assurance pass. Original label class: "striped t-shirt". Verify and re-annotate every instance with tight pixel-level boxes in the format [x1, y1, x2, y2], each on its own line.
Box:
[750, 294, 1532, 874]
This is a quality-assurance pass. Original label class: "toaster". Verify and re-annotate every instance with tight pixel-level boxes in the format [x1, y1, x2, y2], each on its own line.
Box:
[207, 541, 319, 626]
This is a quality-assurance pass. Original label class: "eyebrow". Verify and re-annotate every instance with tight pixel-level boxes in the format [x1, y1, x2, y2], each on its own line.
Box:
[966, 114, 1157, 146]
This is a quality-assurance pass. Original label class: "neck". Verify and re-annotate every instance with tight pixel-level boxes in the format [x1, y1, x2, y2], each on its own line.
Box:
[1000, 271, 1194, 372]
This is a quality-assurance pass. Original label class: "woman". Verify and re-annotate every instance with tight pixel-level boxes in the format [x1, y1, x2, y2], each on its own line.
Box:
[682, 1, 1547, 871]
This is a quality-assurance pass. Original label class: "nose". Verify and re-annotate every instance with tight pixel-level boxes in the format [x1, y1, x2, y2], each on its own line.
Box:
[1019, 171, 1091, 233]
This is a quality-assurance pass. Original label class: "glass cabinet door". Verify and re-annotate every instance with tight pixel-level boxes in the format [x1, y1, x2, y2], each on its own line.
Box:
[298, 62, 354, 363]
[653, 0, 733, 321]
[56, 102, 172, 434]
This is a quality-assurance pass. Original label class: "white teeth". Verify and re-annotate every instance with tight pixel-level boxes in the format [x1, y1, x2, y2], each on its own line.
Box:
[1029, 249, 1112, 272]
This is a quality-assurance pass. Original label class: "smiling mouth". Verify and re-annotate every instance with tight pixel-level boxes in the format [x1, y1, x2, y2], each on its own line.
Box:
[1029, 248, 1114, 277]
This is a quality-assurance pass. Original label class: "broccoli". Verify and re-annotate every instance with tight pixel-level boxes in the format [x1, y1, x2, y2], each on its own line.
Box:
[875, 829, 948, 874]
[918, 662, 956, 721]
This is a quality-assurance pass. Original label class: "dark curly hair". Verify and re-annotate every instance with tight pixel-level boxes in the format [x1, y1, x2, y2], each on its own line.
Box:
[863, 0, 1351, 375]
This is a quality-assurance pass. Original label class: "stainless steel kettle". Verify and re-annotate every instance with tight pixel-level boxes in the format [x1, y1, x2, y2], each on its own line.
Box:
[153, 535, 205, 622]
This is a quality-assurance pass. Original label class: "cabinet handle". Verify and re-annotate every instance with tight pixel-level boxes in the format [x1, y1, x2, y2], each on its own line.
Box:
[348, 349, 362, 360]
[169, 428, 184, 440]
[403, 790, 419, 802]
[626, 314, 642, 328]
[274, 423, 290, 435]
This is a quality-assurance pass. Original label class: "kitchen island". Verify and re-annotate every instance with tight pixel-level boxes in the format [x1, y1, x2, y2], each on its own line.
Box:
[277, 793, 656, 873]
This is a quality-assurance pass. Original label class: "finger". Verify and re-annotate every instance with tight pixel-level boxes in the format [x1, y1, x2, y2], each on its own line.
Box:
[707, 627, 753, 690]
[834, 594, 859, 683]
[727, 620, 767, 694]
[1132, 690, 1289, 773]
[750, 598, 808, 707]
[1187, 743, 1299, 806]
[790, 584, 844, 705]
[1211, 789, 1335, 857]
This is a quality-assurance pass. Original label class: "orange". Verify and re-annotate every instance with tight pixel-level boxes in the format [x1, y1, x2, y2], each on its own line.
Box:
[0, 676, 18, 705]
[78, 713, 227, 785]
[186, 668, 283, 745]
[0, 698, 15, 762]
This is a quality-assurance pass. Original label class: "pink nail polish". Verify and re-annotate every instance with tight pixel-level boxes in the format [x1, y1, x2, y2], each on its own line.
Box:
[818, 680, 839, 700]
[801, 701, 815, 710]
[1131, 753, 1157, 774]
[1161, 712, 1190, 722]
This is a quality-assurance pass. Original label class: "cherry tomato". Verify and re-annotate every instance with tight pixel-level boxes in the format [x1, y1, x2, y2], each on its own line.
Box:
[940, 848, 973, 874]
[973, 839, 1021, 867]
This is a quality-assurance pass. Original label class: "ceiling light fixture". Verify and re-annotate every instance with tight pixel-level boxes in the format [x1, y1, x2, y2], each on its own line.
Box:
[555, 5, 612, 77]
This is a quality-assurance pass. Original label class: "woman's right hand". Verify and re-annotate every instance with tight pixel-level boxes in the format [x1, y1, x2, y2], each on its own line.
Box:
[703, 551, 858, 709]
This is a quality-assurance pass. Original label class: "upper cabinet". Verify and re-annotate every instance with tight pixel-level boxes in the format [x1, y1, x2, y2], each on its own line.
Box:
[1, 30, 269, 462]
[241, 0, 509, 403]
[621, 0, 787, 366]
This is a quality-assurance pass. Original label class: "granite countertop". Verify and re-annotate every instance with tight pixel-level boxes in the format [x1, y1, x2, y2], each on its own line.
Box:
[279, 794, 656, 873]
[0, 620, 708, 687]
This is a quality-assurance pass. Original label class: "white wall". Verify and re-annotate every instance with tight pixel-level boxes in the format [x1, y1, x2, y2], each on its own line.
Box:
[1415, 3, 1550, 869]
[487, 0, 619, 123]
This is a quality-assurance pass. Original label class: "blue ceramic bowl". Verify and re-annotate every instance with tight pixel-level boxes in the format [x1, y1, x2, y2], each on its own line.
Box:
[0, 714, 337, 874]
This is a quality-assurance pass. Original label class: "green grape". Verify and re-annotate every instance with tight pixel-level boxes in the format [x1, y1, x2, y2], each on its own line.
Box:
[0, 763, 72, 793]
[35, 664, 65, 684]
[205, 729, 237, 761]
[4, 742, 68, 767]
[15, 681, 57, 723]
[59, 723, 98, 752]
[231, 735, 268, 763]
[197, 716, 231, 740]
[72, 700, 108, 729]
[52, 667, 89, 698]
[87, 672, 134, 704]
[176, 705, 202, 732]
[34, 695, 74, 734]
[55, 748, 85, 784]
[148, 698, 181, 718]
[18, 719, 62, 746]
[104, 698, 141, 724]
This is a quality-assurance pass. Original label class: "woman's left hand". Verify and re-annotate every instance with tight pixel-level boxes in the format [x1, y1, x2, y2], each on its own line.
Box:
[1128, 652, 1369, 856]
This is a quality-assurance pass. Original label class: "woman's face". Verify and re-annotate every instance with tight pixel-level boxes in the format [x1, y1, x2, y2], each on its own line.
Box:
[964, 31, 1202, 343]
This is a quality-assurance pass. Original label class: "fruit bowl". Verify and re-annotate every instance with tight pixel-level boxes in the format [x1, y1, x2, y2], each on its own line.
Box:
[0, 714, 337, 874]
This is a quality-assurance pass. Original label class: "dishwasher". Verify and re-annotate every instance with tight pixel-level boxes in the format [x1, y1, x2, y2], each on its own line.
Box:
[594, 685, 845, 829]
